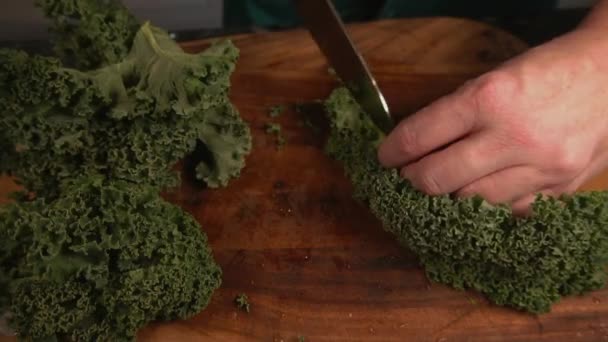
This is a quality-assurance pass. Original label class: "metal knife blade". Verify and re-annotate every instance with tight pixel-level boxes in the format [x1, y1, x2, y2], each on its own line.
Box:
[293, 0, 393, 133]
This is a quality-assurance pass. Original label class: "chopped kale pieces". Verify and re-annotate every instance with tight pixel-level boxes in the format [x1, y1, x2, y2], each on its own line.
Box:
[277, 135, 287, 149]
[0, 1, 250, 340]
[0, 176, 222, 340]
[268, 104, 286, 118]
[328, 67, 337, 77]
[234, 293, 250, 313]
[293, 101, 324, 135]
[294, 103, 305, 114]
[35, 0, 140, 70]
[0, 22, 251, 198]
[303, 117, 322, 135]
[265, 123, 286, 150]
[265, 123, 282, 135]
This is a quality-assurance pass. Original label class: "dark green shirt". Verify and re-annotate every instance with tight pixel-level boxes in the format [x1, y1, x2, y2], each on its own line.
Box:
[224, 0, 557, 30]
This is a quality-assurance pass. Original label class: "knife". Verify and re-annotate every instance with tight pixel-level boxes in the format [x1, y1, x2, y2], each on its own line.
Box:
[293, 0, 394, 133]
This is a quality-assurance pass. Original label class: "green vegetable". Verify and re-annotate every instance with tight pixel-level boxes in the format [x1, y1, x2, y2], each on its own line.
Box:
[195, 102, 253, 188]
[268, 104, 285, 118]
[0, 22, 251, 198]
[327, 66, 341, 82]
[234, 293, 250, 313]
[35, 0, 140, 70]
[265, 122, 281, 135]
[264, 122, 286, 149]
[0, 175, 221, 341]
[277, 135, 287, 149]
[303, 117, 321, 135]
[0, 1, 250, 339]
[323, 87, 608, 314]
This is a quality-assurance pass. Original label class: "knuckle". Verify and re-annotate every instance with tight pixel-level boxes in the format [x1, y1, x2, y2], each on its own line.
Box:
[490, 128, 536, 157]
[456, 185, 477, 199]
[415, 172, 443, 195]
[548, 144, 585, 176]
[452, 104, 475, 131]
[461, 145, 482, 164]
[396, 125, 419, 156]
[460, 182, 499, 204]
[505, 126, 536, 149]
[472, 71, 516, 114]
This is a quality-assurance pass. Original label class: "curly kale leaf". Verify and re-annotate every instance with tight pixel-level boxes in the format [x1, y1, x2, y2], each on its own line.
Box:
[35, 0, 140, 70]
[324, 87, 608, 314]
[0, 22, 251, 199]
[196, 103, 252, 187]
[0, 175, 222, 341]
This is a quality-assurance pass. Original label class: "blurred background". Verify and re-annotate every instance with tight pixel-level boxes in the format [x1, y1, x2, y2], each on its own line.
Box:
[0, 0, 600, 48]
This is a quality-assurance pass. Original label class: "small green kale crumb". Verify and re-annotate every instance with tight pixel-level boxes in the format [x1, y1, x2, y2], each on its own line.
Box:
[234, 293, 250, 313]
[294, 103, 305, 115]
[265, 123, 281, 135]
[298, 335, 306, 342]
[1, 22, 250, 197]
[328, 67, 343, 82]
[293, 101, 323, 135]
[277, 136, 286, 149]
[303, 117, 321, 135]
[294, 100, 322, 113]
[268, 105, 285, 118]
[265, 123, 286, 150]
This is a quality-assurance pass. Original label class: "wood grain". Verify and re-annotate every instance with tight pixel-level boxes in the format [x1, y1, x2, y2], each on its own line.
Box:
[2, 17, 608, 342]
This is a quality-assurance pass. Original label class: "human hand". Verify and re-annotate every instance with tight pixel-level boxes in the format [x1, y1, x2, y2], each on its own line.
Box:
[377, 25, 608, 214]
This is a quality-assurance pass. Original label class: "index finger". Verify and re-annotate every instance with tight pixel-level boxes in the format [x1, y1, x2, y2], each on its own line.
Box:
[377, 93, 478, 168]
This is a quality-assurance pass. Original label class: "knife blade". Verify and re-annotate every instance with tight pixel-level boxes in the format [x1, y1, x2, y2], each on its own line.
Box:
[293, 0, 394, 133]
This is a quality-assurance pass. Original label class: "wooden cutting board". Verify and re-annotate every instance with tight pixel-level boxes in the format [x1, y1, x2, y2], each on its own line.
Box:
[2, 17, 608, 342]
